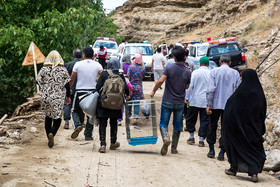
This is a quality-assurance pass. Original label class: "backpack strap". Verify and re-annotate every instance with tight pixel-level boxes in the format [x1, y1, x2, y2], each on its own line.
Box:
[107, 69, 114, 77]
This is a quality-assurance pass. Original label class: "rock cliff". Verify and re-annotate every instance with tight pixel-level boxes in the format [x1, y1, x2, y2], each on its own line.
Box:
[113, 0, 209, 44]
[113, 0, 280, 153]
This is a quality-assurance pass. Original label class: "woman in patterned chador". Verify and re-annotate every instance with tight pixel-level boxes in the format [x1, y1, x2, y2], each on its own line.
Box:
[37, 50, 71, 148]
[127, 53, 145, 124]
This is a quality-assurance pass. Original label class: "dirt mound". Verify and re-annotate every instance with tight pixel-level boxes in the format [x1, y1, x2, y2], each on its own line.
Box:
[0, 94, 44, 148]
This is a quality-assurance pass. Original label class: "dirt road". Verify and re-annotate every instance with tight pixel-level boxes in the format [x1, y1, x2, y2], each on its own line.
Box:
[0, 82, 279, 187]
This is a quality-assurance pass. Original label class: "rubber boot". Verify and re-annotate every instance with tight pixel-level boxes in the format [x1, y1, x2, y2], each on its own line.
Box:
[217, 148, 225, 161]
[207, 144, 215, 158]
[160, 126, 171, 156]
[110, 124, 120, 150]
[171, 130, 181, 154]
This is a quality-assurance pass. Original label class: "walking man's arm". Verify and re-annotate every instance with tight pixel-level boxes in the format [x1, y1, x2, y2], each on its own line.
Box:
[150, 75, 167, 97]
[69, 71, 77, 89]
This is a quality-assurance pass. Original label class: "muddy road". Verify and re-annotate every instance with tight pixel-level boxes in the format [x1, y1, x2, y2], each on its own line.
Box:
[0, 82, 279, 187]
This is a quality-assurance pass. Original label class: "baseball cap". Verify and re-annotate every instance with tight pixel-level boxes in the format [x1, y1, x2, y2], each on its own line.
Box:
[200, 56, 209, 64]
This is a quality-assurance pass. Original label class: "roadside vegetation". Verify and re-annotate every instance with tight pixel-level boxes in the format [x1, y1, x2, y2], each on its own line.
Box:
[0, 0, 121, 116]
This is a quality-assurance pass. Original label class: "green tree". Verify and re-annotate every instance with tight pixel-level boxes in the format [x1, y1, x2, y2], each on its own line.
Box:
[0, 0, 121, 116]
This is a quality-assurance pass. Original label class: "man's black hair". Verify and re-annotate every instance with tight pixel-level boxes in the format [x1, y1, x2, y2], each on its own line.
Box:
[157, 47, 161, 53]
[169, 44, 174, 48]
[83, 46, 94, 58]
[172, 46, 186, 62]
[185, 49, 189, 57]
[100, 45, 104, 50]
[73, 48, 82, 59]
[122, 40, 125, 43]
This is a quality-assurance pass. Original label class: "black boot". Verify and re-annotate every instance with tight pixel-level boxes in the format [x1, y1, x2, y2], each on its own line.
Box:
[171, 130, 180, 154]
[99, 119, 107, 153]
[207, 144, 215, 158]
[110, 119, 120, 150]
[160, 126, 171, 156]
[217, 148, 225, 161]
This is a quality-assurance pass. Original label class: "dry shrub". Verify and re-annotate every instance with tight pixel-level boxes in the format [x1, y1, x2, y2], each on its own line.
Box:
[249, 10, 280, 34]
[247, 56, 258, 69]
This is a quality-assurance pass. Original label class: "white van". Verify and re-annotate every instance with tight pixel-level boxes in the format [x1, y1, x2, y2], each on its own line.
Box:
[92, 37, 118, 60]
[120, 43, 154, 78]
[188, 42, 209, 62]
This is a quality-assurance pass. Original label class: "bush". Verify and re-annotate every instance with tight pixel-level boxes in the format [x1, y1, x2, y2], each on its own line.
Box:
[0, 0, 122, 116]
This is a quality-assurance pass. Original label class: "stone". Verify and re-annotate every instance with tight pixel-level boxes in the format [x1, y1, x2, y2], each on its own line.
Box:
[274, 126, 280, 137]
[264, 149, 280, 172]
[30, 127, 37, 133]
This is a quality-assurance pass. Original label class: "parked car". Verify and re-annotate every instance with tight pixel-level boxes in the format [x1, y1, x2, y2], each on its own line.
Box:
[92, 37, 118, 61]
[207, 40, 247, 71]
[119, 43, 154, 78]
[188, 42, 210, 62]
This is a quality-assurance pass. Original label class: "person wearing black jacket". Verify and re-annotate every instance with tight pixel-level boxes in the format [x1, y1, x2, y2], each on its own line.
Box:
[223, 69, 266, 182]
[63, 49, 82, 129]
[96, 57, 129, 153]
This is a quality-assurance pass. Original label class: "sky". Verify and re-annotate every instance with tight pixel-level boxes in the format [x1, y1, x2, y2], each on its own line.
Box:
[102, 0, 128, 11]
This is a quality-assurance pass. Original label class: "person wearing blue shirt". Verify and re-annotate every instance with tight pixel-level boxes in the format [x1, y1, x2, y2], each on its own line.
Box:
[206, 54, 240, 161]
[185, 56, 210, 147]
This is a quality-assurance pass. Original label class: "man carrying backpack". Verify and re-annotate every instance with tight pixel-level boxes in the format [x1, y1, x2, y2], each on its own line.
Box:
[96, 57, 129, 153]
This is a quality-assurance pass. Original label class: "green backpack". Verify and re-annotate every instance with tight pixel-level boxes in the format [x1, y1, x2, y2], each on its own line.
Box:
[100, 70, 125, 110]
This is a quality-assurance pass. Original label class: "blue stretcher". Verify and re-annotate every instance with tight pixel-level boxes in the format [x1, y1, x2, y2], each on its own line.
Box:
[125, 99, 158, 146]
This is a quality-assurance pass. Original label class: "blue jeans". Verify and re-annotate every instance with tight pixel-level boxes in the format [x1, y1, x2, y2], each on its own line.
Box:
[160, 100, 184, 131]
[133, 100, 140, 118]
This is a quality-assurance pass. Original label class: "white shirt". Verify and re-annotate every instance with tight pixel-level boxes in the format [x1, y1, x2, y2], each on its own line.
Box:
[207, 64, 240, 109]
[97, 47, 107, 55]
[73, 59, 103, 90]
[152, 53, 165, 70]
[165, 58, 175, 67]
[118, 43, 125, 53]
[185, 66, 210, 108]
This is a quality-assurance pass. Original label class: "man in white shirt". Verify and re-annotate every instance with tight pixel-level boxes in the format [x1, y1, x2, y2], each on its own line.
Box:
[69, 47, 103, 140]
[117, 40, 125, 53]
[152, 47, 165, 86]
[185, 56, 210, 147]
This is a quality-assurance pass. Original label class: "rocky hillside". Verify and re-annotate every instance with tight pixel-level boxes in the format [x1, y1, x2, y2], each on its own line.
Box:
[113, 0, 209, 43]
[113, 0, 280, 150]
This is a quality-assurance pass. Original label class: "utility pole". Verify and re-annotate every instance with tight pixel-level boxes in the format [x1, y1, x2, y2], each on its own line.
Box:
[103, 8, 106, 36]
[84, 0, 87, 47]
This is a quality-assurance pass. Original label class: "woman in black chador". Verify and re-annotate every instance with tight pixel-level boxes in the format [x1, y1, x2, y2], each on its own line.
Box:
[223, 69, 266, 182]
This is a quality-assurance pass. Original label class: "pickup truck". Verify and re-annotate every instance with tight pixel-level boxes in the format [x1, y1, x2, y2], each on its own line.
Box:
[207, 41, 247, 71]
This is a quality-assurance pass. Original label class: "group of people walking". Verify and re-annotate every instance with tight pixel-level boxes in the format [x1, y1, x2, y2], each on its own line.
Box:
[150, 44, 266, 182]
[37, 43, 266, 183]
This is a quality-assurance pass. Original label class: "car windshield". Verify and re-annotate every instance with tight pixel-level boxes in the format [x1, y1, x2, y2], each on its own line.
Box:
[197, 45, 209, 56]
[93, 41, 117, 49]
[123, 46, 154, 56]
[208, 44, 239, 56]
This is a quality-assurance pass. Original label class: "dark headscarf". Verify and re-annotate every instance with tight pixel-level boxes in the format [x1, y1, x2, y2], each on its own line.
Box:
[223, 69, 266, 175]
[122, 54, 131, 64]
[107, 57, 120, 70]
